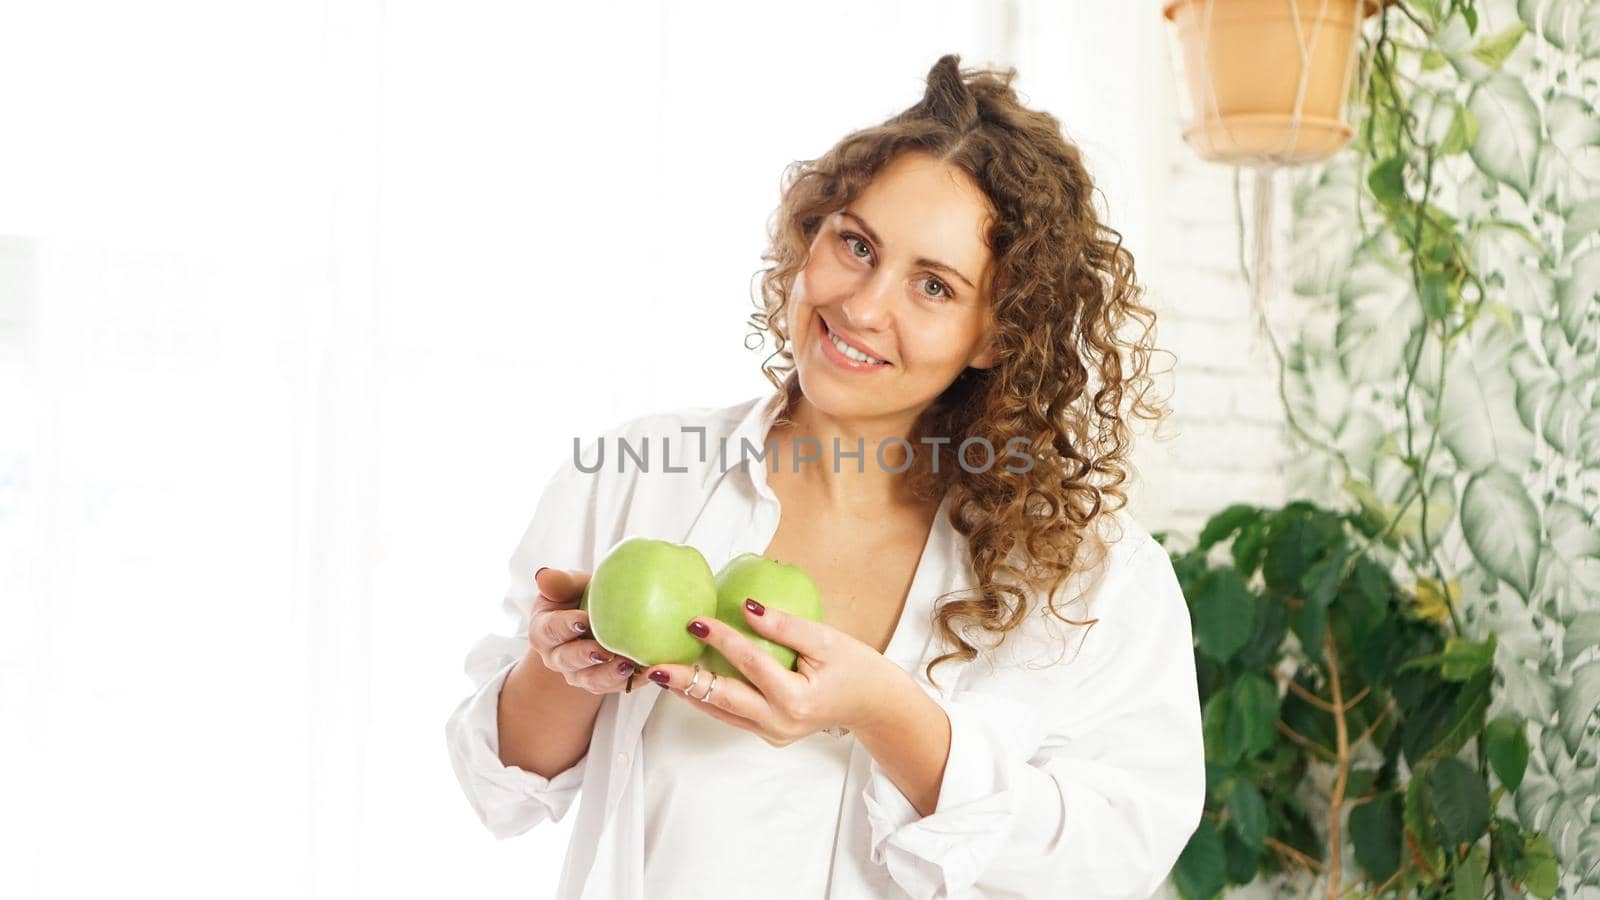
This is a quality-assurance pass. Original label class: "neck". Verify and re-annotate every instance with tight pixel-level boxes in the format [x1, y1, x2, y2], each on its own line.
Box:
[769, 395, 935, 515]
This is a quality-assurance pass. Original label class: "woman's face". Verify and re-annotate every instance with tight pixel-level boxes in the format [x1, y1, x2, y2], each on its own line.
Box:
[788, 151, 998, 424]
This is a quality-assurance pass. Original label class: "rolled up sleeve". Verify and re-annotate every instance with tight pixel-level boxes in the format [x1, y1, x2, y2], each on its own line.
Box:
[862, 537, 1206, 899]
[444, 653, 588, 837]
[443, 452, 602, 838]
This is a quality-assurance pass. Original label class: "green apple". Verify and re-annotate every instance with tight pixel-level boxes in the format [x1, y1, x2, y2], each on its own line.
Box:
[582, 537, 719, 668]
[700, 552, 824, 680]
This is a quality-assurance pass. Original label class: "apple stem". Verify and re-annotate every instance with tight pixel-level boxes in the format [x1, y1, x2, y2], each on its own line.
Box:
[625, 670, 636, 693]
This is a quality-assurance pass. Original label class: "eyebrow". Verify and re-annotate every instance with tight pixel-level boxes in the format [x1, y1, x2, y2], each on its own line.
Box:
[839, 210, 976, 292]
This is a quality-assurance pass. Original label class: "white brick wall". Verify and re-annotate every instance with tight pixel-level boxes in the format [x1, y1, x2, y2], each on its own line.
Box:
[1132, 147, 1298, 547]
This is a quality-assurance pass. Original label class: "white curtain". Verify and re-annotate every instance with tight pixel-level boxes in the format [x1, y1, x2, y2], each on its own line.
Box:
[0, 2, 1179, 897]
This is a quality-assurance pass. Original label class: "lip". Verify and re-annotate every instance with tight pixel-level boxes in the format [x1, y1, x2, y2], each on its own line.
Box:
[817, 317, 891, 372]
[819, 317, 891, 365]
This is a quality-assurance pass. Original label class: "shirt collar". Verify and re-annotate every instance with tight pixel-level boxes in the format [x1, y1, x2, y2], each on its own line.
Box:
[725, 390, 787, 504]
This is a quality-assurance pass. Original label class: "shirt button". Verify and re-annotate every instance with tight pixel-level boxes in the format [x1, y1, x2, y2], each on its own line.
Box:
[615, 751, 631, 767]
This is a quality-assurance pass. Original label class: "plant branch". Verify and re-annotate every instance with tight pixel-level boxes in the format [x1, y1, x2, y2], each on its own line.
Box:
[1324, 631, 1352, 900]
[1354, 697, 1398, 746]
[1287, 676, 1338, 713]
[1343, 686, 1372, 711]
[1268, 835, 1327, 876]
[1278, 718, 1340, 764]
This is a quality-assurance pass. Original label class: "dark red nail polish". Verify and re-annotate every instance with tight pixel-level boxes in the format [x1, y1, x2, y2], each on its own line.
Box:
[647, 669, 670, 685]
[617, 659, 635, 675]
[745, 598, 765, 616]
[687, 620, 710, 638]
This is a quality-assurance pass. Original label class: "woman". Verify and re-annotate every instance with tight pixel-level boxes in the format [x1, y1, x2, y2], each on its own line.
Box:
[446, 54, 1204, 899]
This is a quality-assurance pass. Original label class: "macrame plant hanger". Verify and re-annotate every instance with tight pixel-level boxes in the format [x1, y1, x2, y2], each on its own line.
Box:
[1174, 0, 1370, 355]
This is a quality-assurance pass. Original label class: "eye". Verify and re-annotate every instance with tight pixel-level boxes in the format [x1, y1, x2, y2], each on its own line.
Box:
[921, 277, 954, 301]
[840, 231, 872, 261]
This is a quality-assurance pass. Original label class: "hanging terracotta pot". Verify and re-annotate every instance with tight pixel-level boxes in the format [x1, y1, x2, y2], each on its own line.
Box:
[1163, 0, 1384, 164]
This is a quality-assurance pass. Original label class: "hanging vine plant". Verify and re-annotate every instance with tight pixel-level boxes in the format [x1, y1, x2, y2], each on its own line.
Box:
[1162, 0, 1600, 895]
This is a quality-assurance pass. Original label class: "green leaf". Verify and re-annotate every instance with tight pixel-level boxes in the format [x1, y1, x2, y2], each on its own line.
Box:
[1548, 92, 1600, 154]
[1518, 0, 1600, 56]
[1236, 593, 1288, 671]
[1557, 660, 1600, 756]
[1345, 767, 1379, 799]
[1566, 199, 1600, 256]
[1359, 618, 1410, 684]
[1194, 568, 1256, 664]
[1232, 518, 1269, 575]
[1405, 764, 1445, 876]
[1298, 545, 1350, 610]
[1174, 818, 1226, 900]
[1483, 717, 1530, 792]
[1467, 73, 1539, 201]
[1439, 327, 1535, 477]
[1220, 826, 1260, 884]
[1400, 635, 1497, 681]
[1227, 780, 1268, 852]
[1292, 590, 1329, 667]
[1491, 816, 1527, 882]
[1521, 832, 1559, 899]
[1470, 21, 1528, 68]
[1421, 270, 1451, 320]
[1202, 690, 1234, 764]
[1452, 846, 1488, 900]
[1368, 155, 1408, 207]
[1429, 669, 1492, 761]
[1350, 790, 1404, 882]
[1565, 612, 1600, 665]
[1460, 467, 1541, 602]
[1197, 504, 1259, 551]
[1441, 103, 1478, 156]
[1428, 756, 1491, 848]
[1226, 673, 1280, 761]
[1401, 675, 1461, 766]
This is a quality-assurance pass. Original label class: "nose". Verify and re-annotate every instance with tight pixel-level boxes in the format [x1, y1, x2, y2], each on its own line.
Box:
[841, 269, 895, 329]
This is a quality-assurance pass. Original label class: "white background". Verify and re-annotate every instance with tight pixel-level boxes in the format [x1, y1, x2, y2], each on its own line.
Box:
[0, 1, 1277, 897]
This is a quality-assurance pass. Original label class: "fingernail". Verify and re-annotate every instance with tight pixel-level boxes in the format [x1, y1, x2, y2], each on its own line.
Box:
[573, 620, 589, 634]
[535, 566, 549, 579]
[617, 660, 635, 675]
[687, 620, 710, 638]
[590, 651, 610, 664]
[745, 597, 765, 616]
[647, 669, 670, 685]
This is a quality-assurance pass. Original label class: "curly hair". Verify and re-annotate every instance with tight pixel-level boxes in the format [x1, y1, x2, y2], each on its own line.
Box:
[743, 53, 1175, 688]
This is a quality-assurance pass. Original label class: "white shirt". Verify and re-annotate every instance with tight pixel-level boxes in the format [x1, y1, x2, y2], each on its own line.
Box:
[444, 390, 1206, 900]
[640, 683, 854, 897]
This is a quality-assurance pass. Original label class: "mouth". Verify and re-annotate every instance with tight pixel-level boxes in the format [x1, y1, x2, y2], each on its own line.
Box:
[819, 317, 891, 368]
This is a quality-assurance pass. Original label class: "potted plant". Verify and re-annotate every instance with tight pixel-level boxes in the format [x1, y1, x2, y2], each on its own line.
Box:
[1162, 0, 1599, 894]
[1164, 0, 1385, 163]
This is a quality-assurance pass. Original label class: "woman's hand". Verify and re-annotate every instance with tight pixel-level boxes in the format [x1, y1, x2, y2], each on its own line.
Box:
[642, 597, 916, 746]
[527, 567, 641, 694]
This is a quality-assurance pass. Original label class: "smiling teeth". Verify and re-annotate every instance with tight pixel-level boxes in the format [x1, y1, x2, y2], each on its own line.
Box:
[827, 327, 886, 365]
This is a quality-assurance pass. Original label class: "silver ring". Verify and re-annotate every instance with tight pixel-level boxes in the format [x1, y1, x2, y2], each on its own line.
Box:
[683, 665, 702, 696]
[694, 673, 718, 703]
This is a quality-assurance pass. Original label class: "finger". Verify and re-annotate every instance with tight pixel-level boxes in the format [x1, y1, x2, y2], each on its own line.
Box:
[685, 614, 799, 702]
[666, 686, 766, 736]
[545, 638, 621, 674]
[739, 596, 835, 661]
[534, 608, 593, 649]
[569, 657, 640, 693]
[533, 567, 592, 607]
[644, 661, 773, 725]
